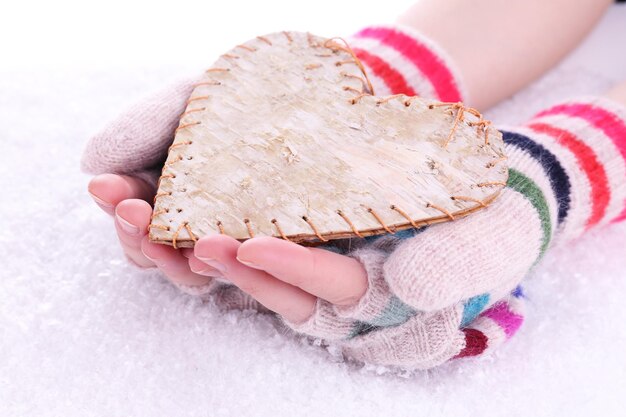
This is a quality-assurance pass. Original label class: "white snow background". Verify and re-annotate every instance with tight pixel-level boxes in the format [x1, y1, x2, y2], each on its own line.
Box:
[1, 1, 625, 416]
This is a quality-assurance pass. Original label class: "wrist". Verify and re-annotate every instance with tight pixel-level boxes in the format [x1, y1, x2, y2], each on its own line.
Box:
[500, 96, 626, 245]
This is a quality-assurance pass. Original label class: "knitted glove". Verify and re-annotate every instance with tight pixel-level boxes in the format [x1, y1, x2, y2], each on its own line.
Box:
[274, 26, 626, 368]
[82, 24, 626, 368]
[81, 24, 465, 309]
[81, 72, 272, 307]
[279, 95, 626, 368]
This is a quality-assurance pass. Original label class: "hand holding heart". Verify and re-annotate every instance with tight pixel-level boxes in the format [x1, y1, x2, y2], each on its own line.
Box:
[82, 25, 626, 368]
[81, 69, 527, 368]
[87, 176, 370, 325]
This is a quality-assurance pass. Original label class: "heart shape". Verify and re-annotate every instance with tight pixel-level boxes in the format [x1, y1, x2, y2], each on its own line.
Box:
[149, 32, 508, 248]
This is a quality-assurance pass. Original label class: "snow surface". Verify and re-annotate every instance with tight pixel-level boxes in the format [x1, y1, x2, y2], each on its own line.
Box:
[1, 6, 625, 417]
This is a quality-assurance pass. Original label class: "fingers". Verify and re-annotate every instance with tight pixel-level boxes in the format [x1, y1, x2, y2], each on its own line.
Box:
[87, 174, 156, 268]
[237, 237, 368, 306]
[180, 248, 194, 258]
[194, 235, 317, 324]
[88, 174, 154, 215]
[187, 253, 221, 277]
[140, 236, 216, 287]
[114, 199, 155, 268]
[91, 179, 217, 290]
[181, 249, 224, 277]
[117, 198, 218, 290]
[179, 247, 219, 274]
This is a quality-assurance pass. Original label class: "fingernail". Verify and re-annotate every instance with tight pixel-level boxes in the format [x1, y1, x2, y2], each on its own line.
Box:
[196, 257, 227, 273]
[116, 213, 140, 235]
[236, 257, 261, 269]
[141, 250, 153, 261]
[89, 192, 114, 208]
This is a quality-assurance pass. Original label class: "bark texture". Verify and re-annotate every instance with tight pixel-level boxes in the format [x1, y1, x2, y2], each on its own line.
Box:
[149, 32, 507, 247]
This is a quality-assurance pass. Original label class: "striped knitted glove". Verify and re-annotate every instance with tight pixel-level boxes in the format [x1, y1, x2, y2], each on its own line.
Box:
[374, 96, 626, 314]
[350, 25, 465, 105]
[281, 96, 626, 368]
[82, 24, 626, 369]
[80, 24, 464, 309]
[274, 25, 626, 368]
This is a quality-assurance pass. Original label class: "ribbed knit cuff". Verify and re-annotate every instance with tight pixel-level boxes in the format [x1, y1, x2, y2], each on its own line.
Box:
[500, 96, 626, 246]
[348, 24, 467, 103]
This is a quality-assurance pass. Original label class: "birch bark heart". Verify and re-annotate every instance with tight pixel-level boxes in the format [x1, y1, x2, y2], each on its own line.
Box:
[149, 31, 508, 248]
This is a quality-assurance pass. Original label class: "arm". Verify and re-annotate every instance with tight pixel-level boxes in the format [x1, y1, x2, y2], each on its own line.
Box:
[396, 0, 613, 109]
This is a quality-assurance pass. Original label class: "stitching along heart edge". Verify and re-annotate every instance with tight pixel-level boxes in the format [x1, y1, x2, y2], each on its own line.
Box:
[148, 31, 508, 248]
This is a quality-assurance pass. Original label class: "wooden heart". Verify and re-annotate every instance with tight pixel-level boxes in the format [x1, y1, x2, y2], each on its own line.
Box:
[149, 32, 508, 248]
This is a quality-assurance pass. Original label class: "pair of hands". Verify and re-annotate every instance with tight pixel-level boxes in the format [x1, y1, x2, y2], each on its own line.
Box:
[81, 75, 539, 367]
[88, 173, 369, 325]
